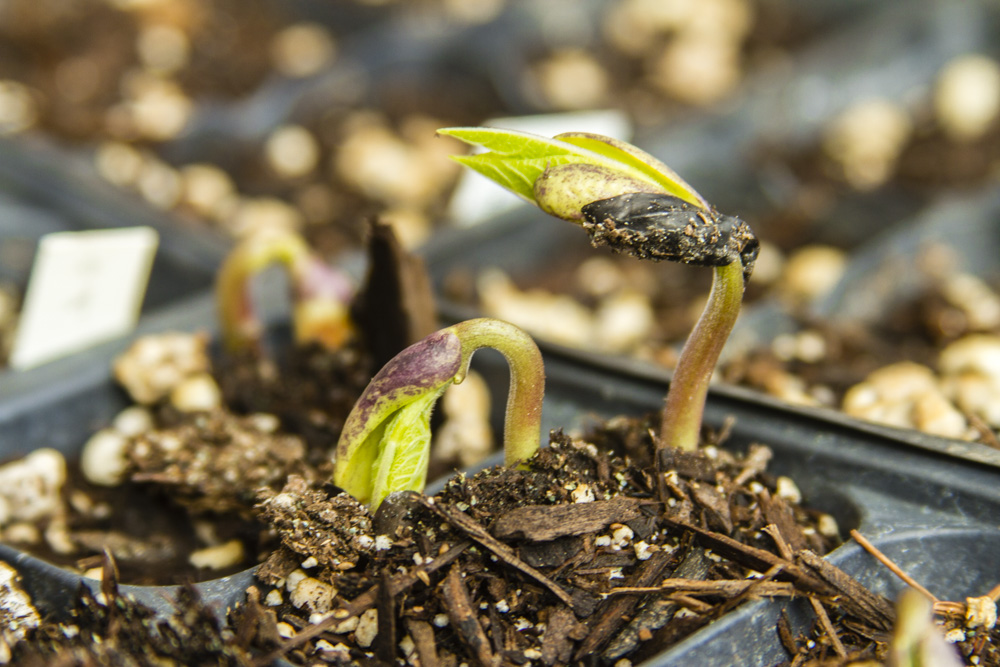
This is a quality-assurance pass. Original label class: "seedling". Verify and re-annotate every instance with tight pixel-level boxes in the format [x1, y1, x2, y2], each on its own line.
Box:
[332, 317, 543, 509]
[439, 127, 758, 453]
[216, 229, 354, 354]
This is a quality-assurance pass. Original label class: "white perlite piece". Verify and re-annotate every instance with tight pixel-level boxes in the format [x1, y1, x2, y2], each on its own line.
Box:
[822, 99, 912, 190]
[966, 595, 997, 630]
[113, 332, 211, 405]
[945, 628, 966, 644]
[290, 576, 337, 614]
[112, 405, 154, 437]
[817, 514, 840, 539]
[775, 477, 802, 505]
[80, 428, 130, 487]
[0, 448, 66, 527]
[934, 55, 1000, 141]
[571, 483, 596, 504]
[169, 373, 222, 412]
[188, 539, 245, 571]
[354, 608, 379, 648]
[610, 524, 634, 549]
[842, 361, 970, 439]
[0, 562, 41, 641]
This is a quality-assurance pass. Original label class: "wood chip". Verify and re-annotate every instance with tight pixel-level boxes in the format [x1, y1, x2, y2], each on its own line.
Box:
[542, 606, 586, 665]
[759, 489, 807, 552]
[418, 496, 576, 609]
[405, 619, 440, 667]
[442, 566, 494, 667]
[491, 497, 644, 541]
[797, 550, 895, 631]
[377, 569, 397, 665]
[689, 482, 733, 534]
[573, 550, 674, 660]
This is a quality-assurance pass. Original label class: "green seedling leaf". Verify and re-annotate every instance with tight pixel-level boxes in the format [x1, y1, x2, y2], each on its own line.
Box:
[444, 126, 757, 455]
[554, 132, 709, 209]
[888, 589, 963, 667]
[369, 388, 442, 509]
[333, 329, 462, 505]
[333, 318, 545, 509]
[439, 127, 706, 221]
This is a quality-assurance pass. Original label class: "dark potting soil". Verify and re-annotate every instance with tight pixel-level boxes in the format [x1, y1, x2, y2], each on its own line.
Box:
[16, 406, 999, 665]
[246, 418, 854, 665]
[8, 341, 373, 586]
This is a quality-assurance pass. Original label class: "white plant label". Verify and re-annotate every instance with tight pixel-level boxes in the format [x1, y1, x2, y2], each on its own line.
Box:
[447, 109, 633, 226]
[10, 227, 159, 369]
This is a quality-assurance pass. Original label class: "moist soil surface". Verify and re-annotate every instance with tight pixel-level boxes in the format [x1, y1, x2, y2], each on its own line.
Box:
[9, 341, 373, 586]
[14, 411, 999, 666]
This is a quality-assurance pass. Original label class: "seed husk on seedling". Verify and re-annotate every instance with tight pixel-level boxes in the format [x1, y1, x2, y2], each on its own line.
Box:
[439, 127, 758, 454]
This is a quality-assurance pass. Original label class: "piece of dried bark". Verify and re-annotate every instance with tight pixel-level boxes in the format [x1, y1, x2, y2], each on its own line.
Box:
[338, 541, 470, 618]
[419, 496, 576, 609]
[442, 566, 494, 667]
[518, 535, 585, 569]
[759, 488, 808, 553]
[405, 619, 440, 667]
[573, 549, 675, 660]
[797, 550, 895, 631]
[541, 607, 586, 665]
[658, 447, 718, 482]
[661, 517, 829, 595]
[491, 497, 644, 542]
[603, 545, 711, 661]
[377, 569, 397, 664]
[689, 482, 733, 534]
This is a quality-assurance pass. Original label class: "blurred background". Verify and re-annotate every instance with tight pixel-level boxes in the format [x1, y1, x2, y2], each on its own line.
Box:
[1, 0, 999, 444]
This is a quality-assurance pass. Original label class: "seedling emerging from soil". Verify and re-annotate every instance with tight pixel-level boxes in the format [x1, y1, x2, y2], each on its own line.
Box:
[216, 229, 354, 353]
[333, 317, 543, 509]
[440, 127, 758, 453]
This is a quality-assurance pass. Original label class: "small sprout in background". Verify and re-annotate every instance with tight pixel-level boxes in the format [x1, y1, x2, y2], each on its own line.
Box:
[216, 228, 354, 354]
[887, 589, 962, 667]
[333, 317, 543, 510]
[440, 127, 757, 454]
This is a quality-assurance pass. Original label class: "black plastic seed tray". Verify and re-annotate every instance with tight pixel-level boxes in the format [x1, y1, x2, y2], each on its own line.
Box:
[0, 321, 998, 665]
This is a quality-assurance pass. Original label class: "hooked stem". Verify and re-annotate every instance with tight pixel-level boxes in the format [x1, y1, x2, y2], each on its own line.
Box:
[451, 318, 545, 467]
[216, 230, 352, 353]
[659, 261, 744, 453]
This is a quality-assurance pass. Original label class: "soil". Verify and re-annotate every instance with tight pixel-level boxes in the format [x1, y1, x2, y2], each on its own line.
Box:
[12, 340, 371, 587]
[15, 411, 996, 666]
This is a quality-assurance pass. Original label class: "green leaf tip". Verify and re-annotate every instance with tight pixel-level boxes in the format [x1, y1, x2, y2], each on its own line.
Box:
[438, 126, 710, 221]
[333, 328, 462, 506]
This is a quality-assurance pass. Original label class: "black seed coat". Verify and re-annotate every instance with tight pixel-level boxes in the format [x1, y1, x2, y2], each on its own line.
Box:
[581, 193, 759, 282]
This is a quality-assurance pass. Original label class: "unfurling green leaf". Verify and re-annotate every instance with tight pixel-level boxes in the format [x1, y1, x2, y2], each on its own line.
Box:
[333, 318, 545, 510]
[369, 388, 442, 510]
[437, 127, 708, 222]
[333, 329, 462, 506]
[443, 126, 757, 454]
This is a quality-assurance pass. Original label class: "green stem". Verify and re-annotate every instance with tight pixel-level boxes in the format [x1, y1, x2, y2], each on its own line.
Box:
[450, 318, 544, 466]
[659, 261, 744, 452]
